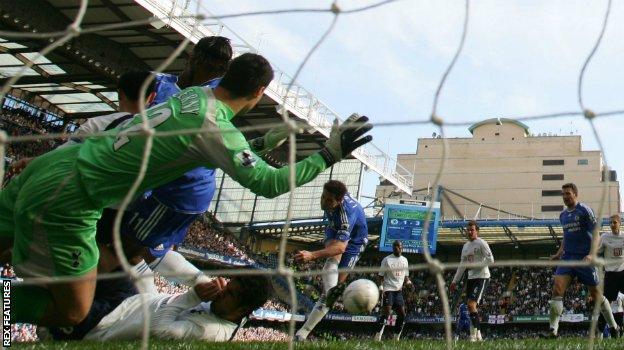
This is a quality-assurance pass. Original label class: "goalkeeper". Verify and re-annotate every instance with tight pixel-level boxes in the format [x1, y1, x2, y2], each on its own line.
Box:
[0, 53, 373, 327]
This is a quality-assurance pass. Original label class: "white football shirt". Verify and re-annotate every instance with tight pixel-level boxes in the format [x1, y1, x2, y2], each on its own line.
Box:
[62, 112, 131, 147]
[378, 254, 409, 291]
[452, 237, 494, 283]
[598, 232, 624, 272]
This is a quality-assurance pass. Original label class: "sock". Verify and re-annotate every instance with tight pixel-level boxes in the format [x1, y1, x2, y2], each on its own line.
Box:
[10, 285, 51, 323]
[469, 312, 480, 331]
[549, 297, 563, 334]
[150, 250, 204, 287]
[394, 312, 406, 335]
[296, 298, 329, 339]
[600, 296, 619, 329]
[469, 325, 476, 338]
[321, 258, 338, 294]
[377, 313, 387, 333]
[132, 259, 156, 293]
[295, 258, 339, 340]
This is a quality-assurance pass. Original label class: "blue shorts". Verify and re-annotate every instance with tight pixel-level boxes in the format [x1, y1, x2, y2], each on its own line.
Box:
[338, 245, 364, 268]
[123, 194, 200, 258]
[554, 254, 599, 286]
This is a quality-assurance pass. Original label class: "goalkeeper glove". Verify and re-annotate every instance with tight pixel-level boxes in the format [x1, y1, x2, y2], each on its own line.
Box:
[249, 124, 291, 156]
[319, 113, 373, 166]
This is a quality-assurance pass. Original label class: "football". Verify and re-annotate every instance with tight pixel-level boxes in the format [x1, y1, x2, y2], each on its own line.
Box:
[342, 279, 380, 314]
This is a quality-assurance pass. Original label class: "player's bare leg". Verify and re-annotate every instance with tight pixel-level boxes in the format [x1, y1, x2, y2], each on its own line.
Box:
[14, 268, 97, 326]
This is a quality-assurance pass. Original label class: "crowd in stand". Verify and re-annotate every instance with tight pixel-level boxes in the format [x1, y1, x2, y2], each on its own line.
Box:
[10, 324, 38, 343]
[183, 219, 252, 262]
[0, 263, 15, 279]
[1, 108, 65, 184]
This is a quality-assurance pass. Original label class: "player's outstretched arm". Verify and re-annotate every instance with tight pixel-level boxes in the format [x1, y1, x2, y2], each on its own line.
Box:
[294, 240, 347, 263]
[152, 278, 229, 340]
[152, 280, 224, 339]
[319, 114, 373, 167]
[207, 115, 372, 199]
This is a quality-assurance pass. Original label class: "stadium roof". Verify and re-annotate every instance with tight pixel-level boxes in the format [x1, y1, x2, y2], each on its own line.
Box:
[0, 0, 192, 118]
[0, 0, 327, 161]
[0, 0, 412, 188]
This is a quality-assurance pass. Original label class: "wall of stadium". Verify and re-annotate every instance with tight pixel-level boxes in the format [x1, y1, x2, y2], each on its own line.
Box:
[209, 159, 363, 224]
[376, 118, 620, 220]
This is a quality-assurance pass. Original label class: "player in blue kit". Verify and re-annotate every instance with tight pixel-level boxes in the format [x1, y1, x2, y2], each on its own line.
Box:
[455, 303, 471, 340]
[293, 180, 369, 340]
[147, 36, 232, 106]
[547, 183, 620, 337]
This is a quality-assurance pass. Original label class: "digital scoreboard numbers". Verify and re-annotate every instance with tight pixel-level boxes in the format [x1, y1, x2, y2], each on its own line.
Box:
[379, 203, 440, 254]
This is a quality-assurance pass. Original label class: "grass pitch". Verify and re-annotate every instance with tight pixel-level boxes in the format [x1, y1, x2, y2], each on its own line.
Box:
[10, 339, 623, 350]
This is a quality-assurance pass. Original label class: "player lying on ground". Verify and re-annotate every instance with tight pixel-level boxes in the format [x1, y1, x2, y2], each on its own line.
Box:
[43, 275, 269, 341]
[375, 240, 412, 341]
[293, 180, 369, 340]
[449, 220, 493, 342]
[548, 183, 620, 338]
[0, 53, 373, 326]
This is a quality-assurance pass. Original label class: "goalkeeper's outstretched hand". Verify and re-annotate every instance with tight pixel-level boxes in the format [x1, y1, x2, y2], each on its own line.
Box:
[250, 124, 291, 156]
[319, 113, 373, 166]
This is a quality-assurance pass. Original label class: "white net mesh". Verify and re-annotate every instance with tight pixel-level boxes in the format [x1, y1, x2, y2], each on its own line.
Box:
[0, 0, 622, 349]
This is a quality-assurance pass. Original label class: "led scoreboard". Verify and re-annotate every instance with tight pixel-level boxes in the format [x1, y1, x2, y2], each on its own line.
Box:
[379, 201, 440, 254]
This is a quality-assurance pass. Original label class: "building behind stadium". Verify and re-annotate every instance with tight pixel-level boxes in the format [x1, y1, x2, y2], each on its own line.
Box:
[376, 118, 621, 220]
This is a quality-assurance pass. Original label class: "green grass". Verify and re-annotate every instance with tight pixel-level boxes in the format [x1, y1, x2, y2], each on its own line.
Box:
[10, 339, 623, 350]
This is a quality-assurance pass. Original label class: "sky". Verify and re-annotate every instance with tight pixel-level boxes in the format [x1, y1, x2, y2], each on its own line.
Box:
[197, 0, 624, 205]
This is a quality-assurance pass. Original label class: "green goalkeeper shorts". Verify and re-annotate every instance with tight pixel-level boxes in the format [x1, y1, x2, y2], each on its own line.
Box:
[0, 145, 101, 278]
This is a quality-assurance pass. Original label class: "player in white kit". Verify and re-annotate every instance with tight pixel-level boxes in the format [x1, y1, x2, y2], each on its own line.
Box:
[84, 275, 270, 341]
[375, 240, 411, 341]
[449, 220, 494, 342]
[595, 215, 624, 337]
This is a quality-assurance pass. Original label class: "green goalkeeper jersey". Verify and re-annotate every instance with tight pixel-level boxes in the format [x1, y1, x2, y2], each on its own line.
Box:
[76, 86, 328, 208]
